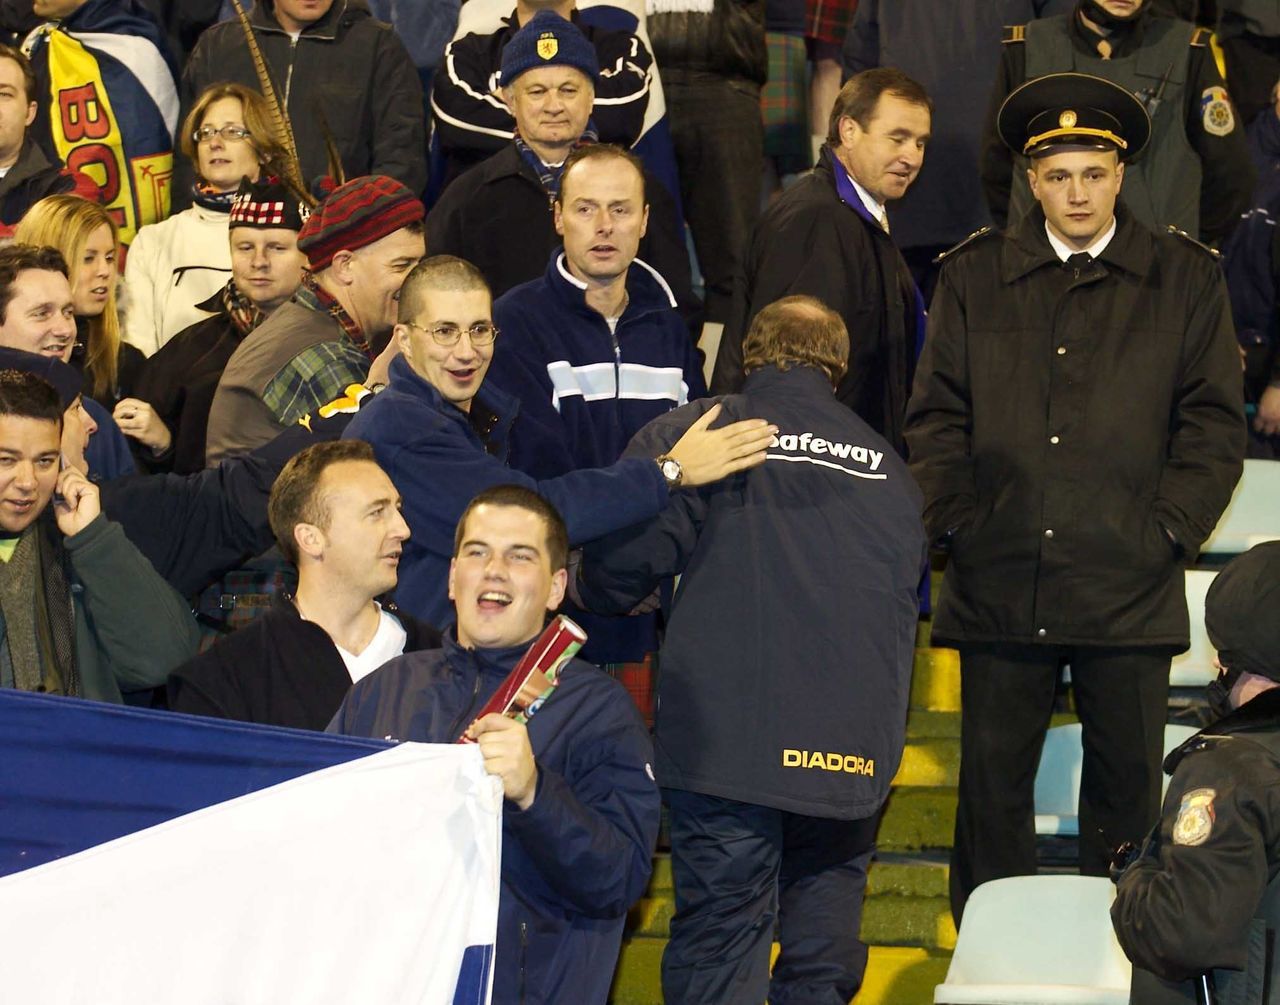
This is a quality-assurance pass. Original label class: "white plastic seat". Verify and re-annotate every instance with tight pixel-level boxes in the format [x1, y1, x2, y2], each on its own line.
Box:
[1034, 723, 1199, 837]
[1170, 569, 1218, 688]
[934, 875, 1131, 1004]
[1200, 459, 1280, 555]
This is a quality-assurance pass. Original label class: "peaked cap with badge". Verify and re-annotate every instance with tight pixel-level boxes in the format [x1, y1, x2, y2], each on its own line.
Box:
[997, 72, 1151, 161]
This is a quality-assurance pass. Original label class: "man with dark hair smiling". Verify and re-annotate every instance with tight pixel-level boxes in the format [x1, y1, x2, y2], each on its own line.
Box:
[330, 484, 659, 1005]
[0, 351, 198, 702]
[907, 72, 1245, 925]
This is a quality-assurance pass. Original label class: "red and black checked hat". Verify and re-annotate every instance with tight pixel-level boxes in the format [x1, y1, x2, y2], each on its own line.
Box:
[228, 176, 309, 233]
[296, 175, 425, 272]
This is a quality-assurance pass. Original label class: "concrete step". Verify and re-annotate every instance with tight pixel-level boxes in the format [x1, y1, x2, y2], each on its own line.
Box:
[911, 646, 961, 713]
[893, 737, 960, 788]
[877, 787, 958, 852]
[609, 939, 952, 1004]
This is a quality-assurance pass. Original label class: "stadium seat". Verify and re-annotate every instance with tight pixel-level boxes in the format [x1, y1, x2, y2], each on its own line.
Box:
[1170, 569, 1218, 689]
[933, 875, 1130, 1004]
[1200, 459, 1280, 555]
[1034, 723, 1199, 837]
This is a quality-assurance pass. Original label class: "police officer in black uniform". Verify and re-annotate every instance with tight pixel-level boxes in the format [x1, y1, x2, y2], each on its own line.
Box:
[1112, 541, 1280, 1004]
[906, 72, 1245, 926]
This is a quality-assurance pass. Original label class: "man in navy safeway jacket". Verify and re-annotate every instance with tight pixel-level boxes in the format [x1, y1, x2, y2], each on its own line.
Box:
[344, 254, 775, 631]
[330, 484, 659, 1005]
[578, 296, 927, 1005]
[489, 143, 704, 664]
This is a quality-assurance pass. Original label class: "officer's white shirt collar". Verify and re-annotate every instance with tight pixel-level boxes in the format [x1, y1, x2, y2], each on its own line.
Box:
[836, 159, 888, 229]
[1045, 216, 1117, 262]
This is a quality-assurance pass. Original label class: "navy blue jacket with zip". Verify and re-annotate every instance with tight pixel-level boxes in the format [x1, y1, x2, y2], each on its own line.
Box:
[344, 356, 669, 630]
[328, 630, 660, 1005]
[490, 252, 706, 662]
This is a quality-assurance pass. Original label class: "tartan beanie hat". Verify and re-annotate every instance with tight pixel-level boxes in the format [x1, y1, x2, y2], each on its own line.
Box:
[499, 10, 599, 87]
[228, 176, 309, 233]
[297, 175, 425, 272]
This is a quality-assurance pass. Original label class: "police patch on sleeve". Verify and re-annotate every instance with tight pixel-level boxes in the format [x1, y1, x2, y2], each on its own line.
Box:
[1172, 787, 1217, 846]
[1201, 86, 1235, 136]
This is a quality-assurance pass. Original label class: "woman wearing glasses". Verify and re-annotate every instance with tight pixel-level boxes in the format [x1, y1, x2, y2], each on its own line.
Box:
[123, 83, 290, 357]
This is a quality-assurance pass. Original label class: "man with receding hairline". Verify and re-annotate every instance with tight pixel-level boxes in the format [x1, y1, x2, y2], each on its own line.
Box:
[489, 144, 703, 663]
[168, 439, 440, 731]
[715, 67, 931, 456]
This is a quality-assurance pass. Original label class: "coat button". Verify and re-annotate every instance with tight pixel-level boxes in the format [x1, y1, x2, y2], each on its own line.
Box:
[1050, 435, 1060, 444]
[1044, 529, 1054, 539]
[1037, 628, 1047, 637]
[1056, 346, 1066, 355]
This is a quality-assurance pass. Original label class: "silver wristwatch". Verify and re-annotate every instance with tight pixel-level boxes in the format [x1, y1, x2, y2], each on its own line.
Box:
[656, 454, 683, 489]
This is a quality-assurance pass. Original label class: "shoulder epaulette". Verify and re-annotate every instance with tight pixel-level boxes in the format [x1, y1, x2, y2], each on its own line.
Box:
[1165, 224, 1222, 260]
[933, 226, 998, 266]
[1002, 24, 1027, 45]
[1190, 26, 1211, 47]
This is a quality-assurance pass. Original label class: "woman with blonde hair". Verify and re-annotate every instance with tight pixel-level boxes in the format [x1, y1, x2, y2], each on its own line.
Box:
[123, 81, 290, 356]
[12, 196, 147, 478]
[14, 194, 142, 403]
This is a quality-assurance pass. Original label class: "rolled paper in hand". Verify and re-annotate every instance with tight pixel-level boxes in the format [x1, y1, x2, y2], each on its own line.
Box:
[456, 615, 587, 742]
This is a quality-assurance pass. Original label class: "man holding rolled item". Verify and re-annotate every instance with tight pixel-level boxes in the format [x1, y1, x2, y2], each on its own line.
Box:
[330, 484, 659, 1005]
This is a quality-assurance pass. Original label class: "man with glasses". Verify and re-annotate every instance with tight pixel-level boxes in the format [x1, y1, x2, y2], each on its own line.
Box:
[206, 174, 425, 465]
[488, 143, 703, 667]
[344, 254, 776, 631]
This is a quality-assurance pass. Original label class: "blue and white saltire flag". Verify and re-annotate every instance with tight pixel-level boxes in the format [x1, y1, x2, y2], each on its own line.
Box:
[0, 690, 501, 1005]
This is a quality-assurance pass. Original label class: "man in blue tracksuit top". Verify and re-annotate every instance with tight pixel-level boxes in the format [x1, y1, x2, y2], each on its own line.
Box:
[578, 295, 927, 1005]
[489, 143, 706, 663]
[343, 254, 775, 632]
[329, 484, 660, 1005]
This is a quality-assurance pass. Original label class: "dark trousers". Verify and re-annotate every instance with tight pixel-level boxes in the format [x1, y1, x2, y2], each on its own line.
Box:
[950, 644, 1170, 925]
[664, 77, 763, 326]
[661, 788, 878, 1005]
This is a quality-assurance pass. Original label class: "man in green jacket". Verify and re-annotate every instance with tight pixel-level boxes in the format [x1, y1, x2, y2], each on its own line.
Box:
[0, 350, 199, 702]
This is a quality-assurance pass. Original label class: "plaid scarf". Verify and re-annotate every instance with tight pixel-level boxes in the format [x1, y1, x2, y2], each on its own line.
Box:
[296, 271, 375, 361]
[513, 120, 600, 202]
[221, 278, 263, 338]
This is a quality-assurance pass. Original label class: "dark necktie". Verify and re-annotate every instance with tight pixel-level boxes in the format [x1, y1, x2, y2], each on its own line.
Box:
[1064, 252, 1093, 273]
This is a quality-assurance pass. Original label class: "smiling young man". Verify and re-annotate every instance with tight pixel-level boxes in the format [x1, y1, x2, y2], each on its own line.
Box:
[905, 72, 1246, 925]
[206, 174, 425, 466]
[344, 254, 776, 631]
[168, 439, 440, 731]
[716, 67, 931, 456]
[0, 352, 198, 702]
[329, 484, 660, 1005]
